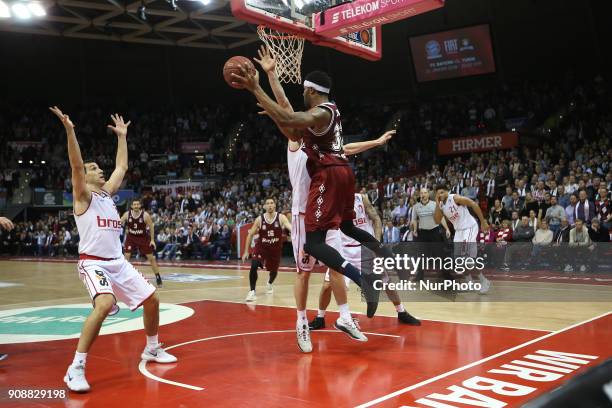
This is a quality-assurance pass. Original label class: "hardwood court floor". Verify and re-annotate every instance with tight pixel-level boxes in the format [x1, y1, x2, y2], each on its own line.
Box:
[0, 258, 610, 407]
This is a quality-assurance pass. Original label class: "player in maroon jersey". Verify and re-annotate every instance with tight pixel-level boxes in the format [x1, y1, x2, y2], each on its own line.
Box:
[121, 199, 163, 287]
[242, 197, 292, 302]
[233, 67, 398, 319]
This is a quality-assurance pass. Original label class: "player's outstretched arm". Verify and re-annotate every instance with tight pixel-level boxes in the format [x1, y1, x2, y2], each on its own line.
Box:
[344, 130, 395, 156]
[362, 194, 382, 241]
[253, 46, 302, 148]
[232, 65, 329, 130]
[49, 106, 89, 202]
[254, 46, 294, 113]
[454, 195, 489, 231]
[242, 217, 261, 262]
[279, 213, 292, 234]
[103, 114, 130, 195]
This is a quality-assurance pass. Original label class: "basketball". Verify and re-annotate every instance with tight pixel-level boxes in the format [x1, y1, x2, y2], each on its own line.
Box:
[223, 56, 256, 89]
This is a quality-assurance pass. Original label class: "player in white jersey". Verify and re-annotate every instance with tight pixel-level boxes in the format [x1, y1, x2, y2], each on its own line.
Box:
[50, 107, 176, 393]
[310, 193, 421, 329]
[433, 184, 491, 293]
[254, 47, 392, 352]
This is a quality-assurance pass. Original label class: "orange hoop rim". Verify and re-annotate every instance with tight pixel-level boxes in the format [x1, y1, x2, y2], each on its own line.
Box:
[257, 25, 304, 40]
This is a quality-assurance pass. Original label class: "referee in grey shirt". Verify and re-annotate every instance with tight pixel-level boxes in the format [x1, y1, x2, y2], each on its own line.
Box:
[411, 188, 451, 281]
[411, 188, 451, 242]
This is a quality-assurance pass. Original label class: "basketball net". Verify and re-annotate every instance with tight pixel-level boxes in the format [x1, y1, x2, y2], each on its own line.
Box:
[257, 25, 305, 84]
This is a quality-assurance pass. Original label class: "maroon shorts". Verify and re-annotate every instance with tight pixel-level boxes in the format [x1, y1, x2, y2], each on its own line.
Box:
[305, 164, 356, 232]
[253, 247, 281, 272]
[124, 235, 153, 255]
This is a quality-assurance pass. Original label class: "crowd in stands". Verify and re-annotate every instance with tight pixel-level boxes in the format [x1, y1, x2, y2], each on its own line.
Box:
[1, 74, 610, 269]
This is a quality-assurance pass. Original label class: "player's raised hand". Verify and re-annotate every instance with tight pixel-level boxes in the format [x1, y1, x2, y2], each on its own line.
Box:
[0, 217, 14, 231]
[231, 63, 260, 92]
[254, 45, 276, 73]
[49, 106, 75, 129]
[241, 251, 250, 262]
[377, 130, 396, 146]
[107, 114, 131, 138]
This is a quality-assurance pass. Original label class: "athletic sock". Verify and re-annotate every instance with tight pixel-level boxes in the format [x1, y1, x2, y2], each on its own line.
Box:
[249, 260, 259, 291]
[317, 309, 326, 318]
[395, 303, 406, 313]
[268, 270, 278, 284]
[297, 310, 308, 324]
[146, 334, 159, 349]
[72, 352, 87, 367]
[338, 303, 351, 321]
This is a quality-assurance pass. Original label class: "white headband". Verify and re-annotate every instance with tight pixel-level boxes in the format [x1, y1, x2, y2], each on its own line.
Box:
[304, 80, 330, 94]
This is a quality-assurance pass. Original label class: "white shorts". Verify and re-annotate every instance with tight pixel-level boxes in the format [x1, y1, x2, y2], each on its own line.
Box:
[78, 256, 156, 311]
[291, 214, 344, 273]
[453, 223, 479, 259]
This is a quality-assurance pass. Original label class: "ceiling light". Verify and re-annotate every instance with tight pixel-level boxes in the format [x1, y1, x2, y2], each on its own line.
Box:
[0, 0, 10, 18]
[27, 1, 45, 16]
[12, 2, 31, 19]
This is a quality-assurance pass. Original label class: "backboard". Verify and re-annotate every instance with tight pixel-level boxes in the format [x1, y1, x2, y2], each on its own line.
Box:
[231, 0, 382, 61]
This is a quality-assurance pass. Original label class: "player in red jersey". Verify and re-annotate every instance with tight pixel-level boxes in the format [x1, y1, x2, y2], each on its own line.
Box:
[121, 198, 163, 287]
[242, 197, 291, 302]
[233, 66, 398, 318]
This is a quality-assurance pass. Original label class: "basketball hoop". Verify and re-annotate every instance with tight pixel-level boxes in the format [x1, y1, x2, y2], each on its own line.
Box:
[257, 25, 305, 84]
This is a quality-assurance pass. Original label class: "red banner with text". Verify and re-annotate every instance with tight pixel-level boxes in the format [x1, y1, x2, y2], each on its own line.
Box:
[438, 132, 519, 156]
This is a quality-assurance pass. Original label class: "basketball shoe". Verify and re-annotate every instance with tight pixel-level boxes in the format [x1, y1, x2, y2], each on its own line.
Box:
[64, 364, 90, 393]
[141, 344, 177, 363]
[334, 317, 368, 342]
[297, 323, 312, 353]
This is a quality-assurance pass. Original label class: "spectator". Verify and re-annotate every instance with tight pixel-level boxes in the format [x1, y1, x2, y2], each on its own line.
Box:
[588, 218, 610, 242]
[532, 219, 553, 257]
[595, 187, 611, 229]
[489, 199, 509, 229]
[568, 218, 592, 272]
[553, 218, 571, 245]
[565, 193, 578, 226]
[545, 196, 565, 236]
[383, 220, 400, 244]
[575, 190, 596, 225]
[508, 191, 523, 213]
[510, 211, 520, 232]
[502, 216, 535, 270]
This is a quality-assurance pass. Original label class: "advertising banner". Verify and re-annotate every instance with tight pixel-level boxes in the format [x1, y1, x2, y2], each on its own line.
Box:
[438, 132, 518, 155]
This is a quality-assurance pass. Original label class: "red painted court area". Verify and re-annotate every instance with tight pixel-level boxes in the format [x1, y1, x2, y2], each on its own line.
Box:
[1, 301, 610, 408]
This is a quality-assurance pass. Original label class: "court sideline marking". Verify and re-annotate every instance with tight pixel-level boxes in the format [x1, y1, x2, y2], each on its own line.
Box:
[138, 329, 400, 391]
[181, 298, 554, 333]
[354, 310, 612, 408]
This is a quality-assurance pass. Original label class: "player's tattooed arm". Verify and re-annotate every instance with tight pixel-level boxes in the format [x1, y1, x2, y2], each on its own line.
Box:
[103, 114, 130, 195]
[279, 213, 292, 234]
[344, 130, 395, 156]
[242, 216, 262, 262]
[49, 106, 89, 203]
[363, 194, 382, 241]
[232, 64, 330, 131]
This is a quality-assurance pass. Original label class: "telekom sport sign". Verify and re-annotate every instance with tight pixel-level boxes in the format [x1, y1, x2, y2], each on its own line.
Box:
[314, 0, 444, 38]
[438, 132, 519, 156]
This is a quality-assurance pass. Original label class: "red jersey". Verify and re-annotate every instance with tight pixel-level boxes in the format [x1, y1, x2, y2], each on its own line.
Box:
[302, 102, 348, 173]
[255, 212, 283, 252]
[127, 210, 147, 237]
